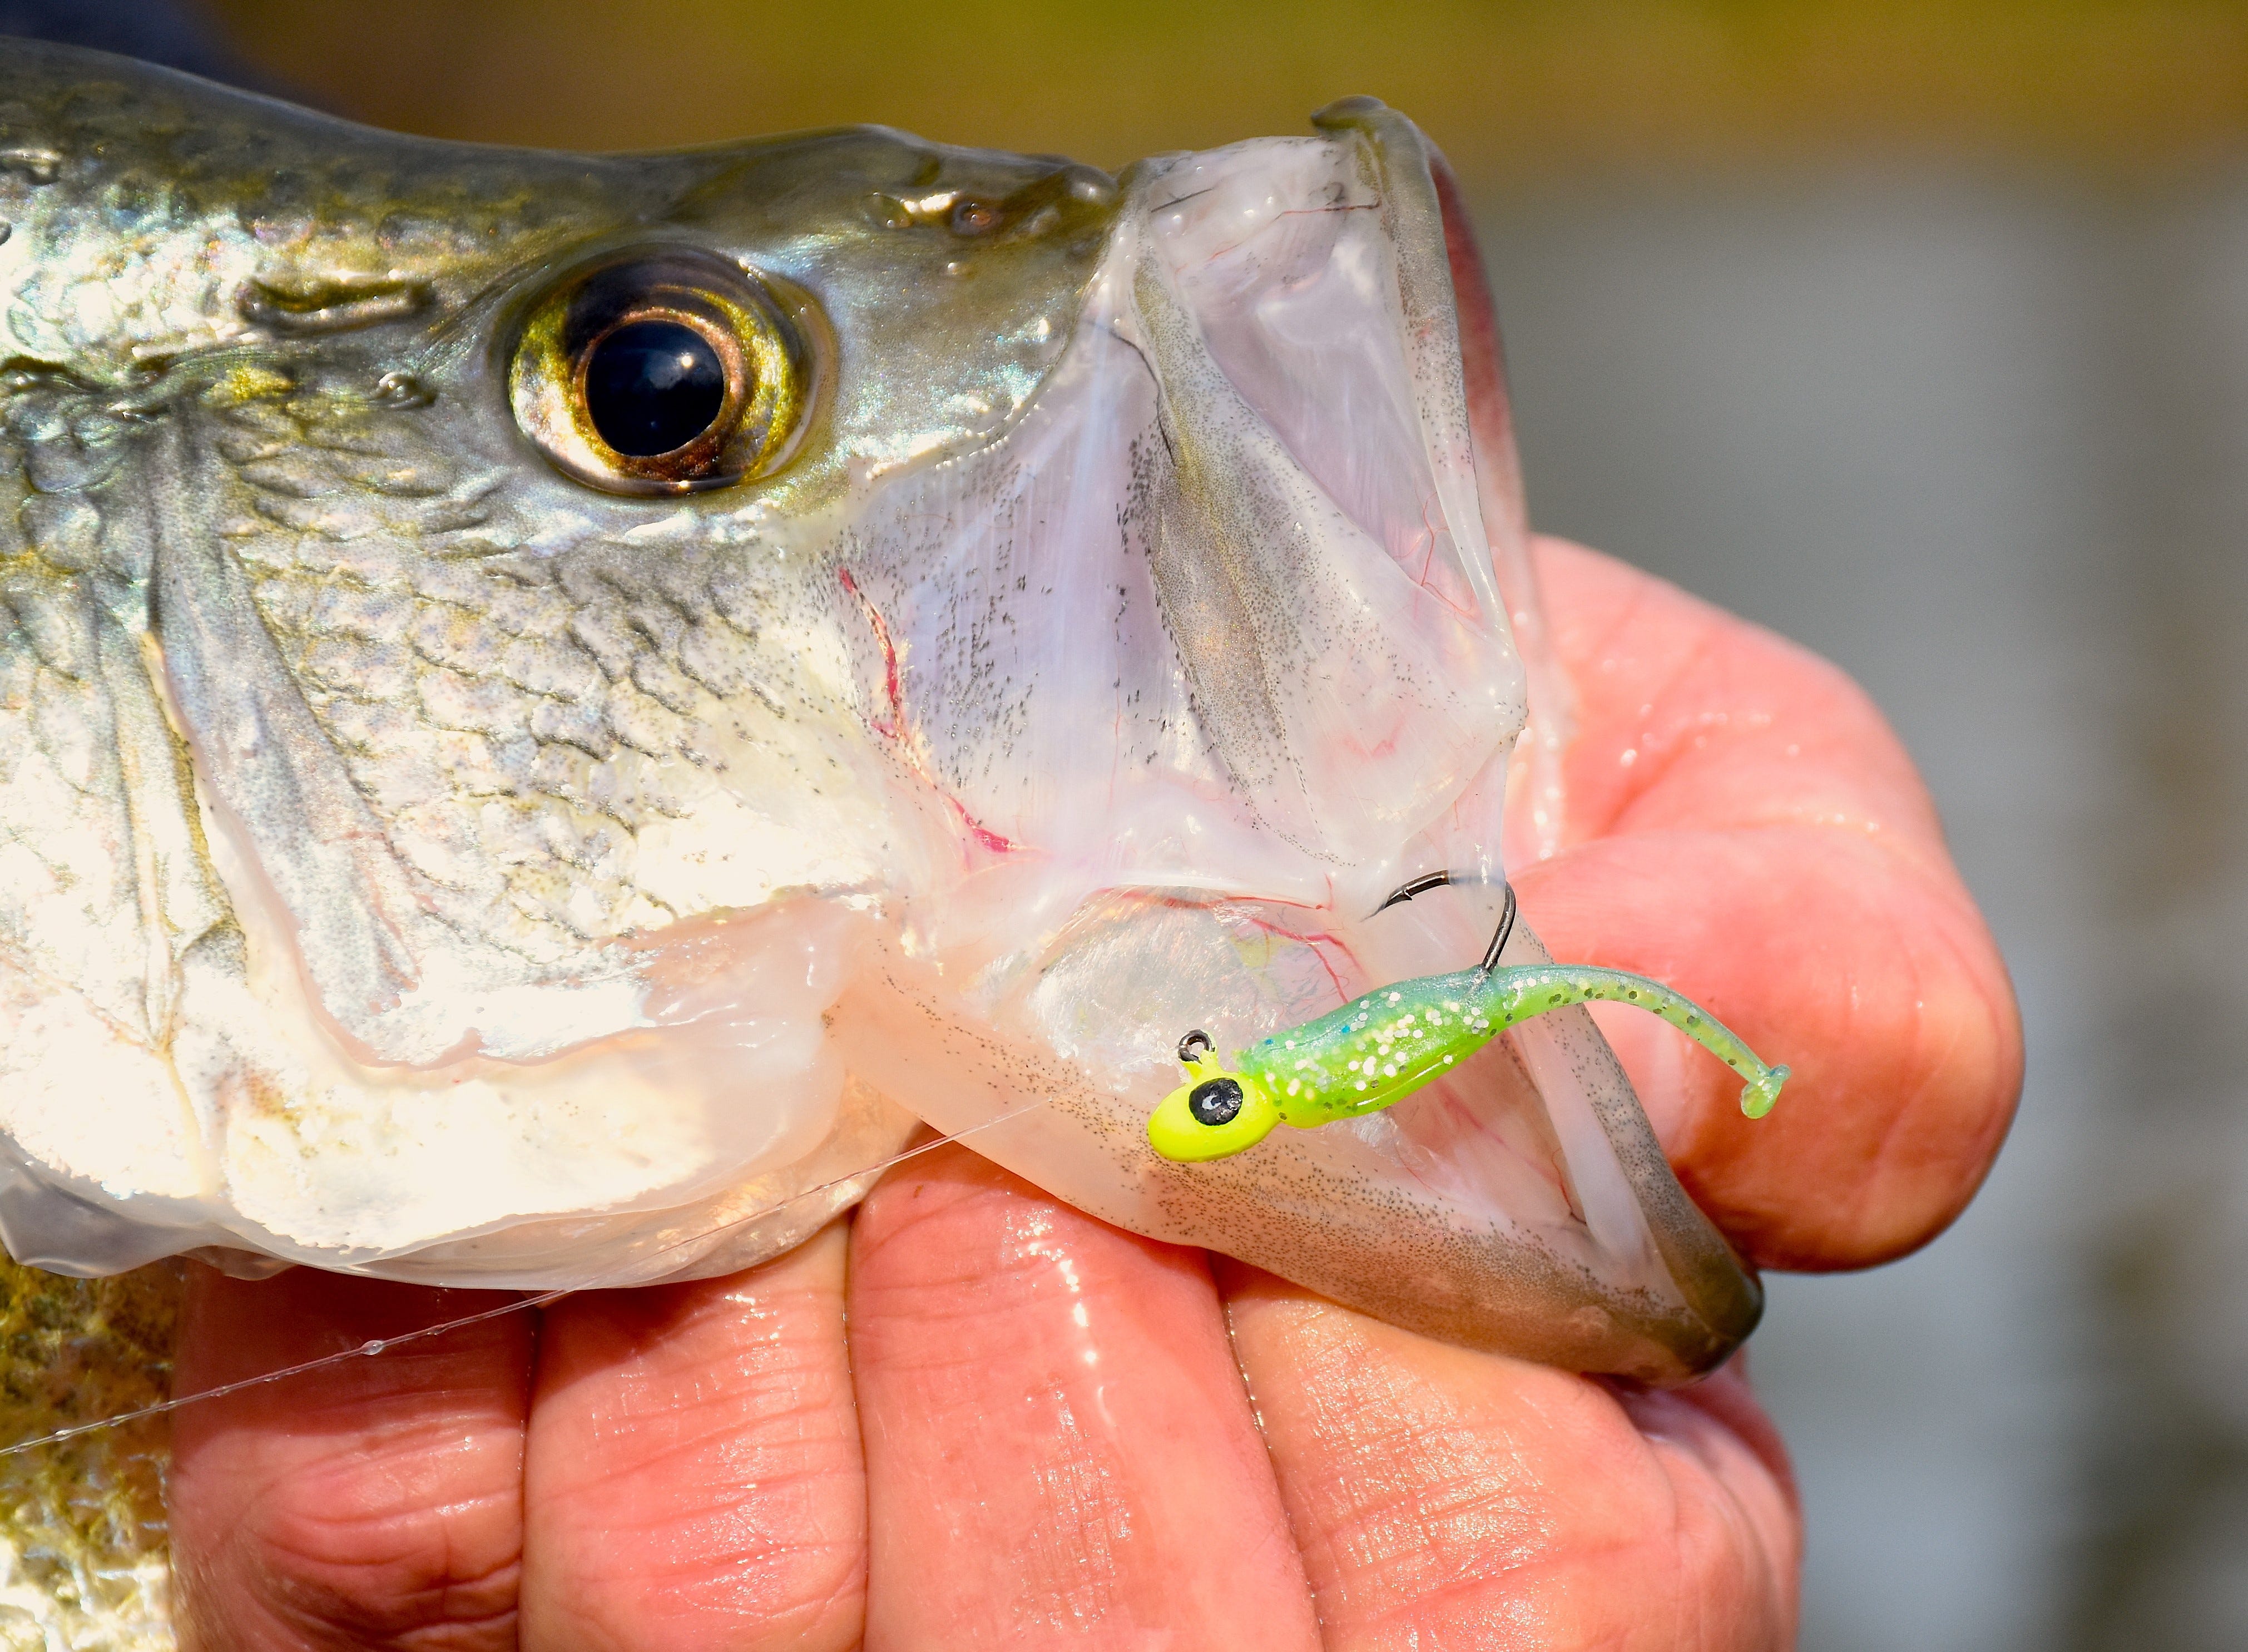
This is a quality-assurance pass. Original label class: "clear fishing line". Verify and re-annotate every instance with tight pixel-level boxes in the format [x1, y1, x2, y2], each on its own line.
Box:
[0, 1094, 1061, 1458]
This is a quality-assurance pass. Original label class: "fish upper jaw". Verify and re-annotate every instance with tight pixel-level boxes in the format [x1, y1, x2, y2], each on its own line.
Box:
[836, 126, 1528, 928]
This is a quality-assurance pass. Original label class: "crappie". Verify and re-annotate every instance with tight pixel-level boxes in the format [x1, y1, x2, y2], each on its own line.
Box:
[0, 41, 1758, 1396]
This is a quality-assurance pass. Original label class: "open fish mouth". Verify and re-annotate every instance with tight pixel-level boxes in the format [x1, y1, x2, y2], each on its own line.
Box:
[0, 48, 1754, 1382]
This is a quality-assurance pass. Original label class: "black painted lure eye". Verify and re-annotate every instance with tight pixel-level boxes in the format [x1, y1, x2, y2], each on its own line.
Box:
[583, 318, 729, 457]
[1187, 1077, 1245, 1127]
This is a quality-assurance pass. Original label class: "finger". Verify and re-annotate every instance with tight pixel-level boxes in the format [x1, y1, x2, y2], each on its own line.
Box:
[519, 1220, 864, 1652]
[1524, 536, 2022, 1266]
[1538, 536, 1952, 863]
[850, 1145, 1318, 1650]
[1225, 1264, 1799, 1652]
[168, 1262, 533, 1652]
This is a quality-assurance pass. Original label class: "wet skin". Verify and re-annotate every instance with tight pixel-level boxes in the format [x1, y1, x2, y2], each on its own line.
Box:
[166, 537, 2022, 1651]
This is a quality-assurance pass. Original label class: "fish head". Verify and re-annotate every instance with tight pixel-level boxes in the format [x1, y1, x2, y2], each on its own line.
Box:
[0, 44, 1755, 1382]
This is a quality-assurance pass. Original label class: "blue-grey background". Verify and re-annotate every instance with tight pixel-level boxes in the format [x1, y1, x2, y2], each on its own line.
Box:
[1486, 174, 2248, 1650]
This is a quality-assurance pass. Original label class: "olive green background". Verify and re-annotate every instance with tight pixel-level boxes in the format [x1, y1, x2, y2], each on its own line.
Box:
[207, 0, 2248, 179]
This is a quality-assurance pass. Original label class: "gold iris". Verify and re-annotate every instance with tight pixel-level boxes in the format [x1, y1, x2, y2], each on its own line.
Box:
[508, 248, 820, 494]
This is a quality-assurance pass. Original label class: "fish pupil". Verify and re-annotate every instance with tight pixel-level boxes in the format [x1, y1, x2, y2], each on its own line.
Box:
[584, 319, 728, 457]
[1188, 1077, 1244, 1127]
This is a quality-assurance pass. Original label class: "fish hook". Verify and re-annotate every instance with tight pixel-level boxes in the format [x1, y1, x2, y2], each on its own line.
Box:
[1373, 869, 1517, 974]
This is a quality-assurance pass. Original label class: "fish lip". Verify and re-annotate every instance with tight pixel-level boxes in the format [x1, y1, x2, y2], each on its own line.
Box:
[864, 111, 1761, 1376]
[1105, 113, 1523, 876]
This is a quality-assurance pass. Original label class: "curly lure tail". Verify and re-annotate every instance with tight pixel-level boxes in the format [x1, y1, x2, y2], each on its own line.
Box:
[1479, 966, 1790, 1120]
[1150, 961, 1788, 1162]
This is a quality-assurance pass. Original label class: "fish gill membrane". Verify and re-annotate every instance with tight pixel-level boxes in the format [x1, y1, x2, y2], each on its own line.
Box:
[0, 39, 1772, 1521]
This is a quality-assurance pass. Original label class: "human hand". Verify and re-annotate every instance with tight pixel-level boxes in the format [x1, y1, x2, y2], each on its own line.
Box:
[165, 537, 2021, 1650]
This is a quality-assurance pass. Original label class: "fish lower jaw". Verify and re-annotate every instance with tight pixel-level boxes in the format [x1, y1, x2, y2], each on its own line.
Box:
[0, 900, 889, 1282]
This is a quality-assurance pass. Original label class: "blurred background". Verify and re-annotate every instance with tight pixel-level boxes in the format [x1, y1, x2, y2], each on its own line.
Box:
[19, 2, 2248, 1646]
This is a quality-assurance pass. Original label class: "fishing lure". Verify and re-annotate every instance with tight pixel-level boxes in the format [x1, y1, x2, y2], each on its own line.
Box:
[1149, 882, 1790, 1162]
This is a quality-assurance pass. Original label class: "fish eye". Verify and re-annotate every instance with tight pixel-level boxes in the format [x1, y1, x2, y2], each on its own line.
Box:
[508, 249, 821, 495]
[581, 316, 732, 458]
[1187, 1077, 1245, 1127]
